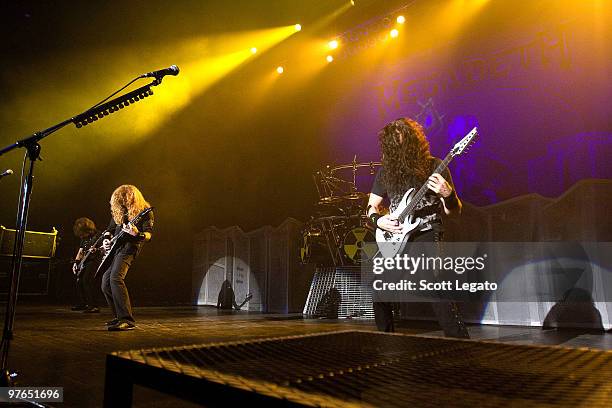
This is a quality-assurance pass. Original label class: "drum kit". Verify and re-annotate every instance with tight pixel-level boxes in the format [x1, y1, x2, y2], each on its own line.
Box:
[300, 157, 382, 266]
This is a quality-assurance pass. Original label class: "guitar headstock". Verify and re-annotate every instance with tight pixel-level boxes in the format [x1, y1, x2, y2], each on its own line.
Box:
[451, 127, 478, 157]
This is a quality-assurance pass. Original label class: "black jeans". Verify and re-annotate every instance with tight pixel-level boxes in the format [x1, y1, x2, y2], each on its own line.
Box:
[101, 253, 135, 322]
[76, 262, 98, 307]
[374, 229, 470, 339]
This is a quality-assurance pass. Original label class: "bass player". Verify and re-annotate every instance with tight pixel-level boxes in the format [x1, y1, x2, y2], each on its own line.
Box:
[71, 217, 102, 313]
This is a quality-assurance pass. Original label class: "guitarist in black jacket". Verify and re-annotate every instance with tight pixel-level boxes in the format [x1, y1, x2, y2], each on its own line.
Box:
[100, 185, 154, 331]
[71, 217, 102, 313]
[367, 118, 469, 338]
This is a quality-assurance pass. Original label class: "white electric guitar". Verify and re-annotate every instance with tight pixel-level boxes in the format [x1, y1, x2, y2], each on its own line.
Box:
[375, 127, 478, 258]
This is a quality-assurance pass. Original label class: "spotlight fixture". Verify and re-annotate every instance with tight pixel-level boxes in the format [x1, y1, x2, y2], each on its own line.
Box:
[328, 39, 339, 50]
[277, 66, 284, 74]
[294, 24, 302, 32]
[326, 55, 334, 63]
[390, 28, 399, 38]
[250, 47, 257, 54]
[396, 15, 405, 24]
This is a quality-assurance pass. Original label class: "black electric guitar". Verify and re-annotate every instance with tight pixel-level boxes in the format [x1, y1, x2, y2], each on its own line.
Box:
[74, 233, 104, 279]
[236, 293, 253, 310]
[95, 207, 154, 277]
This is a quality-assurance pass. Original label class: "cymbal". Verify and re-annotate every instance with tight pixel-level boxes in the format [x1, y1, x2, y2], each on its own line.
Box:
[311, 215, 350, 222]
[342, 192, 368, 201]
[317, 196, 345, 205]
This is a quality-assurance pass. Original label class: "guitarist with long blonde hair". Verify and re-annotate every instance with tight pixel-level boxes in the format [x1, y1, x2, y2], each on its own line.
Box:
[367, 118, 469, 338]
[100, 185, 154, 331]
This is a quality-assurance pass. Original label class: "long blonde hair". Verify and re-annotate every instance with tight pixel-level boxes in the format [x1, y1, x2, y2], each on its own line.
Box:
[110, 185, 150, 224]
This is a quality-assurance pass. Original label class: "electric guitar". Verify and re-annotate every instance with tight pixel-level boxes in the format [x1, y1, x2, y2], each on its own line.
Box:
[375, 127, 478, 258]
[236, 293, 253, 310]
[74, 233, 104, 278]
[95, 207, 154, 277]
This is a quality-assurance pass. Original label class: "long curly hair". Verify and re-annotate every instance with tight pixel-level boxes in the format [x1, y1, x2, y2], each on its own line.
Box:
[379, 118, 432, 198]
[73, 217, 96, 239]
[110, 185, 151, 225]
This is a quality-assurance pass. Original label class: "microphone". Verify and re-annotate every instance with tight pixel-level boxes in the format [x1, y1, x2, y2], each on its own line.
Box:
[0, 169, 14, 178]
[140, 65, 179, 79]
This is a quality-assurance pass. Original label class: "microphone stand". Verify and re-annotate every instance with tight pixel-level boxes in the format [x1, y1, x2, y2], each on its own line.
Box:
[0, 77, 163, 386]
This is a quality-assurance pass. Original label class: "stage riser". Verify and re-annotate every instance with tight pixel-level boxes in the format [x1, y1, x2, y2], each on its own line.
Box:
[105, 331, 612, 407]
[303, 269, 611, 330]
[303, 267, 374, 319]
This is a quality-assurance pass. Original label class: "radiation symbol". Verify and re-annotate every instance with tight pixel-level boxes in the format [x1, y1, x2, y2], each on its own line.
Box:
[300, 235, 311, 263]
[343, 227, 378, 263]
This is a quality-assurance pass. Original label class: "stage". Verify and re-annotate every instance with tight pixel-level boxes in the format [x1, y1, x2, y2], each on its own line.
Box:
[0, 0, 611, 406]
[5, 303, 610, 407]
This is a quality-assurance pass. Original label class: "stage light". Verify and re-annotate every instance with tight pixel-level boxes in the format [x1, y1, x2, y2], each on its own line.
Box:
[390, 28, 399, 38]
[328, 39, 339, 49]
[276, 66, 284, 74]
[350, 0, 355, 5]
[294, 24, 302, 32]
[396, 15, 405, 24]
[250, 47, 257, 54]
[326, 55, 334, 63]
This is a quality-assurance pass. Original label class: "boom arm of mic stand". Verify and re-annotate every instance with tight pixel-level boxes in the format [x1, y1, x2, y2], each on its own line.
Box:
[0, 79, 159, 158]
[71, 81, 158, 128]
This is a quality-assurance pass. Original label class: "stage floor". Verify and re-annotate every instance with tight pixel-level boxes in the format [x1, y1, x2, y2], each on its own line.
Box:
[4, 304, 611, 407]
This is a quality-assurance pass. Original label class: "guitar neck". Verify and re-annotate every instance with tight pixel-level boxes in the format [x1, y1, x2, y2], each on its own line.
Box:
[399, 152, 454, 220]
[109, 208, 152, 243]
[237, 294, 252, 309]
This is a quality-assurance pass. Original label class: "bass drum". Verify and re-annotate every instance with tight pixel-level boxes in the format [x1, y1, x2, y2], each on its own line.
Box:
[300, 226, 333, 265]
[342, 226, 378, 264]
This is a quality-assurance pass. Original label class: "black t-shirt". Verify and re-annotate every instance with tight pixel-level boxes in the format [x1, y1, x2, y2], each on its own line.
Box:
[106, 210, 154, 256]
[79, 231, 101, 265]
[370, 157, 458, 232]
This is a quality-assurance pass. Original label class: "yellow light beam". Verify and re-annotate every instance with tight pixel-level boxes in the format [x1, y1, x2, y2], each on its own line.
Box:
[124, 24, 300, 136]
[0, 24, 300, 189]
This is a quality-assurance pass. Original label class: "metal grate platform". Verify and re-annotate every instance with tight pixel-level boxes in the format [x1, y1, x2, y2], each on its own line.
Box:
[104, 330, 612, 407]
[303, 267, 374, 319]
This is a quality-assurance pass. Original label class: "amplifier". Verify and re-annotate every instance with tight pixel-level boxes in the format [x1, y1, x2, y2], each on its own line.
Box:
[0, 259, 51, 295]
[0, 225, 58, 258]
[0, 226, 58, 295]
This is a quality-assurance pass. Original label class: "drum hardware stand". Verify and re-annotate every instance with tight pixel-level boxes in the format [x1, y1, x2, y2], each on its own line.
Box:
[304, 157, 383, 268]
[351, 155, 358, 193]
[324, 177, 351, 197]
[313, 172, 324, 198]
[320, 218, 345, 266]
[0, 75, 167, 386]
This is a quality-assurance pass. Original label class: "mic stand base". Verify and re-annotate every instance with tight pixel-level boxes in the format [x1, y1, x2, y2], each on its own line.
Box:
[0, 369, 17, 387]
